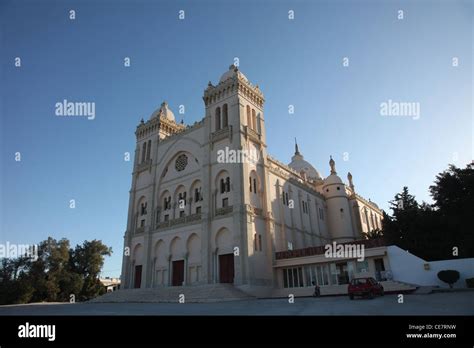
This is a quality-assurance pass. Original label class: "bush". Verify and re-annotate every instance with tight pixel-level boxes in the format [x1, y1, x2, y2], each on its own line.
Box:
[466, 278, 474, 288]
[437, 270, 460, 288]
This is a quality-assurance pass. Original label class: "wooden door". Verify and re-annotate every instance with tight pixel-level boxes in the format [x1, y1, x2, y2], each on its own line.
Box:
[134, 265, 142, 288]
[219, 253, 234, 283]
[172, 260, 185, 286]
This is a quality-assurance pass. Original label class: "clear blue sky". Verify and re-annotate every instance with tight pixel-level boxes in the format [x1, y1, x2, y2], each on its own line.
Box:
[1, 0, 472, 277]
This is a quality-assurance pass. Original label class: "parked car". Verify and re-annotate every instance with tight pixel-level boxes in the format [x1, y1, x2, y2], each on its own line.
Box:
[348, 277, 384, 299]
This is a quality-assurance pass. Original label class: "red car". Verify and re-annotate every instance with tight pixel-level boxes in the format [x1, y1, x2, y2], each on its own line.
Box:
[348, 277, 384, 299]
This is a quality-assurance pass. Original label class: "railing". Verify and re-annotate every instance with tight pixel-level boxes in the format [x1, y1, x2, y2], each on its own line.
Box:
[135, 226, 145, 234]
[170, 216, 186, 227]
[186, 213, 202, 223]
[247, 127, 260, 140]
[158, 221, 170, 229]
[215, 206, 233, 216]
[136, 159, 152, 172]
[211, 126, 230, 142]
[157, 213, 202, 230]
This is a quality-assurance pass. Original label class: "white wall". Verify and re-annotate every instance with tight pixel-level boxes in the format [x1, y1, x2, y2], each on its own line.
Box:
[387, 246, 474, 288]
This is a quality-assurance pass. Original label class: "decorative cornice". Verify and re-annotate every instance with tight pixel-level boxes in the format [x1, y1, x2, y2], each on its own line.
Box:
[203, 72, 264, 108]
[159, 118, 205, 144]
[136, 115, 186, 140]
[275, 239, 386, 260]
[352, 193, 382, 213]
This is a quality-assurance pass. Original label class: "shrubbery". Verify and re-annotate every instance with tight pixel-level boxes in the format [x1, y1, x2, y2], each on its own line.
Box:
[437, 270, 460, 288]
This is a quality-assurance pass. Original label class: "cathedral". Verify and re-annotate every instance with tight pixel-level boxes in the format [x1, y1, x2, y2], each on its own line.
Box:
[120, 65, 383, 296]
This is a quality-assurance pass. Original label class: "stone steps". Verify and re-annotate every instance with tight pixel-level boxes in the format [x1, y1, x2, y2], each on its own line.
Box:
[89, 284, 254, 303]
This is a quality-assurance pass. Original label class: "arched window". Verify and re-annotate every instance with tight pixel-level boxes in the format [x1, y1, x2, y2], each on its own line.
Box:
[250, 172, 258, 194]
[137, 197, 147, 229]
[140, 202, 147, 215]
[146, 140, 151, 160]
[225, 177, 231, 192]
[246, 105, 251, 129]
[215, 107, 221, 131]
[194, 187, 202, 202]
[163, 196, 171, 210]
[141, 142, 147, 163]
[222, 104, 228, 128]
[252, 109, 257, 131]
[220, 179, 225, 194]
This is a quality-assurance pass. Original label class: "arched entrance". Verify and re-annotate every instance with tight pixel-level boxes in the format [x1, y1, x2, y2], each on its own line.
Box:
[170, 237, 185, 286]
[219, 254, 234, 283]
[215, 228, 234, 284]
[132, 244, 144, 288]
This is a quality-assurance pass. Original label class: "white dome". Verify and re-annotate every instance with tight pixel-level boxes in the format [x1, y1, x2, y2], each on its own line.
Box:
[288, 154, 322, 180]
[324, 173, 343, 185]
[219, 65, 248, 83]
[151, 102, 175, 122]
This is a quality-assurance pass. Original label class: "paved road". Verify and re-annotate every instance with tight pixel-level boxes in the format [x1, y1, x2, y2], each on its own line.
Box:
[0, 293, 473, 316]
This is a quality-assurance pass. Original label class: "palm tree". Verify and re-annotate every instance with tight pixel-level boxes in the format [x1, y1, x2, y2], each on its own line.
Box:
[362, 228, 384, 240]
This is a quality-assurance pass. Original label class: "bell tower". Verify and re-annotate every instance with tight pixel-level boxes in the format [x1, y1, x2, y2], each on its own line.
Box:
[203, 64, 266, 143]
[202, 65, 271, 288]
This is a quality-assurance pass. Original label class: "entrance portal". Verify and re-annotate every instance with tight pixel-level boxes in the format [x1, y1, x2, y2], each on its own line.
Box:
[219, 253, 234, 283]
[134, 265, 142, 288]
[172, 260, 185, 286]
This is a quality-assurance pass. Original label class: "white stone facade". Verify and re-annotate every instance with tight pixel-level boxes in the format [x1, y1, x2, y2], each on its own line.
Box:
[120, 65, 383, 295]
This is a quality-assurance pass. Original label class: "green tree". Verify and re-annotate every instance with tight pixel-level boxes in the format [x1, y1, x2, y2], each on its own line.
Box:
[362, 228, 384, 240]
[0, 237, 112, 305]
[27, 238, 71, 302]
[382, 164, 474, 260]
[389, 186, 419, 217]
[429, 164, 474, 258]
[71, 240, 112, 300]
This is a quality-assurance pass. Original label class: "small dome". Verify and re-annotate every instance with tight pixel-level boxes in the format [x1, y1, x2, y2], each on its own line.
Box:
[151, 102, 175, 122]
[288, 154, 322, 181]
[324, 173, 343, 185]
[219, 64, 248, 83]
